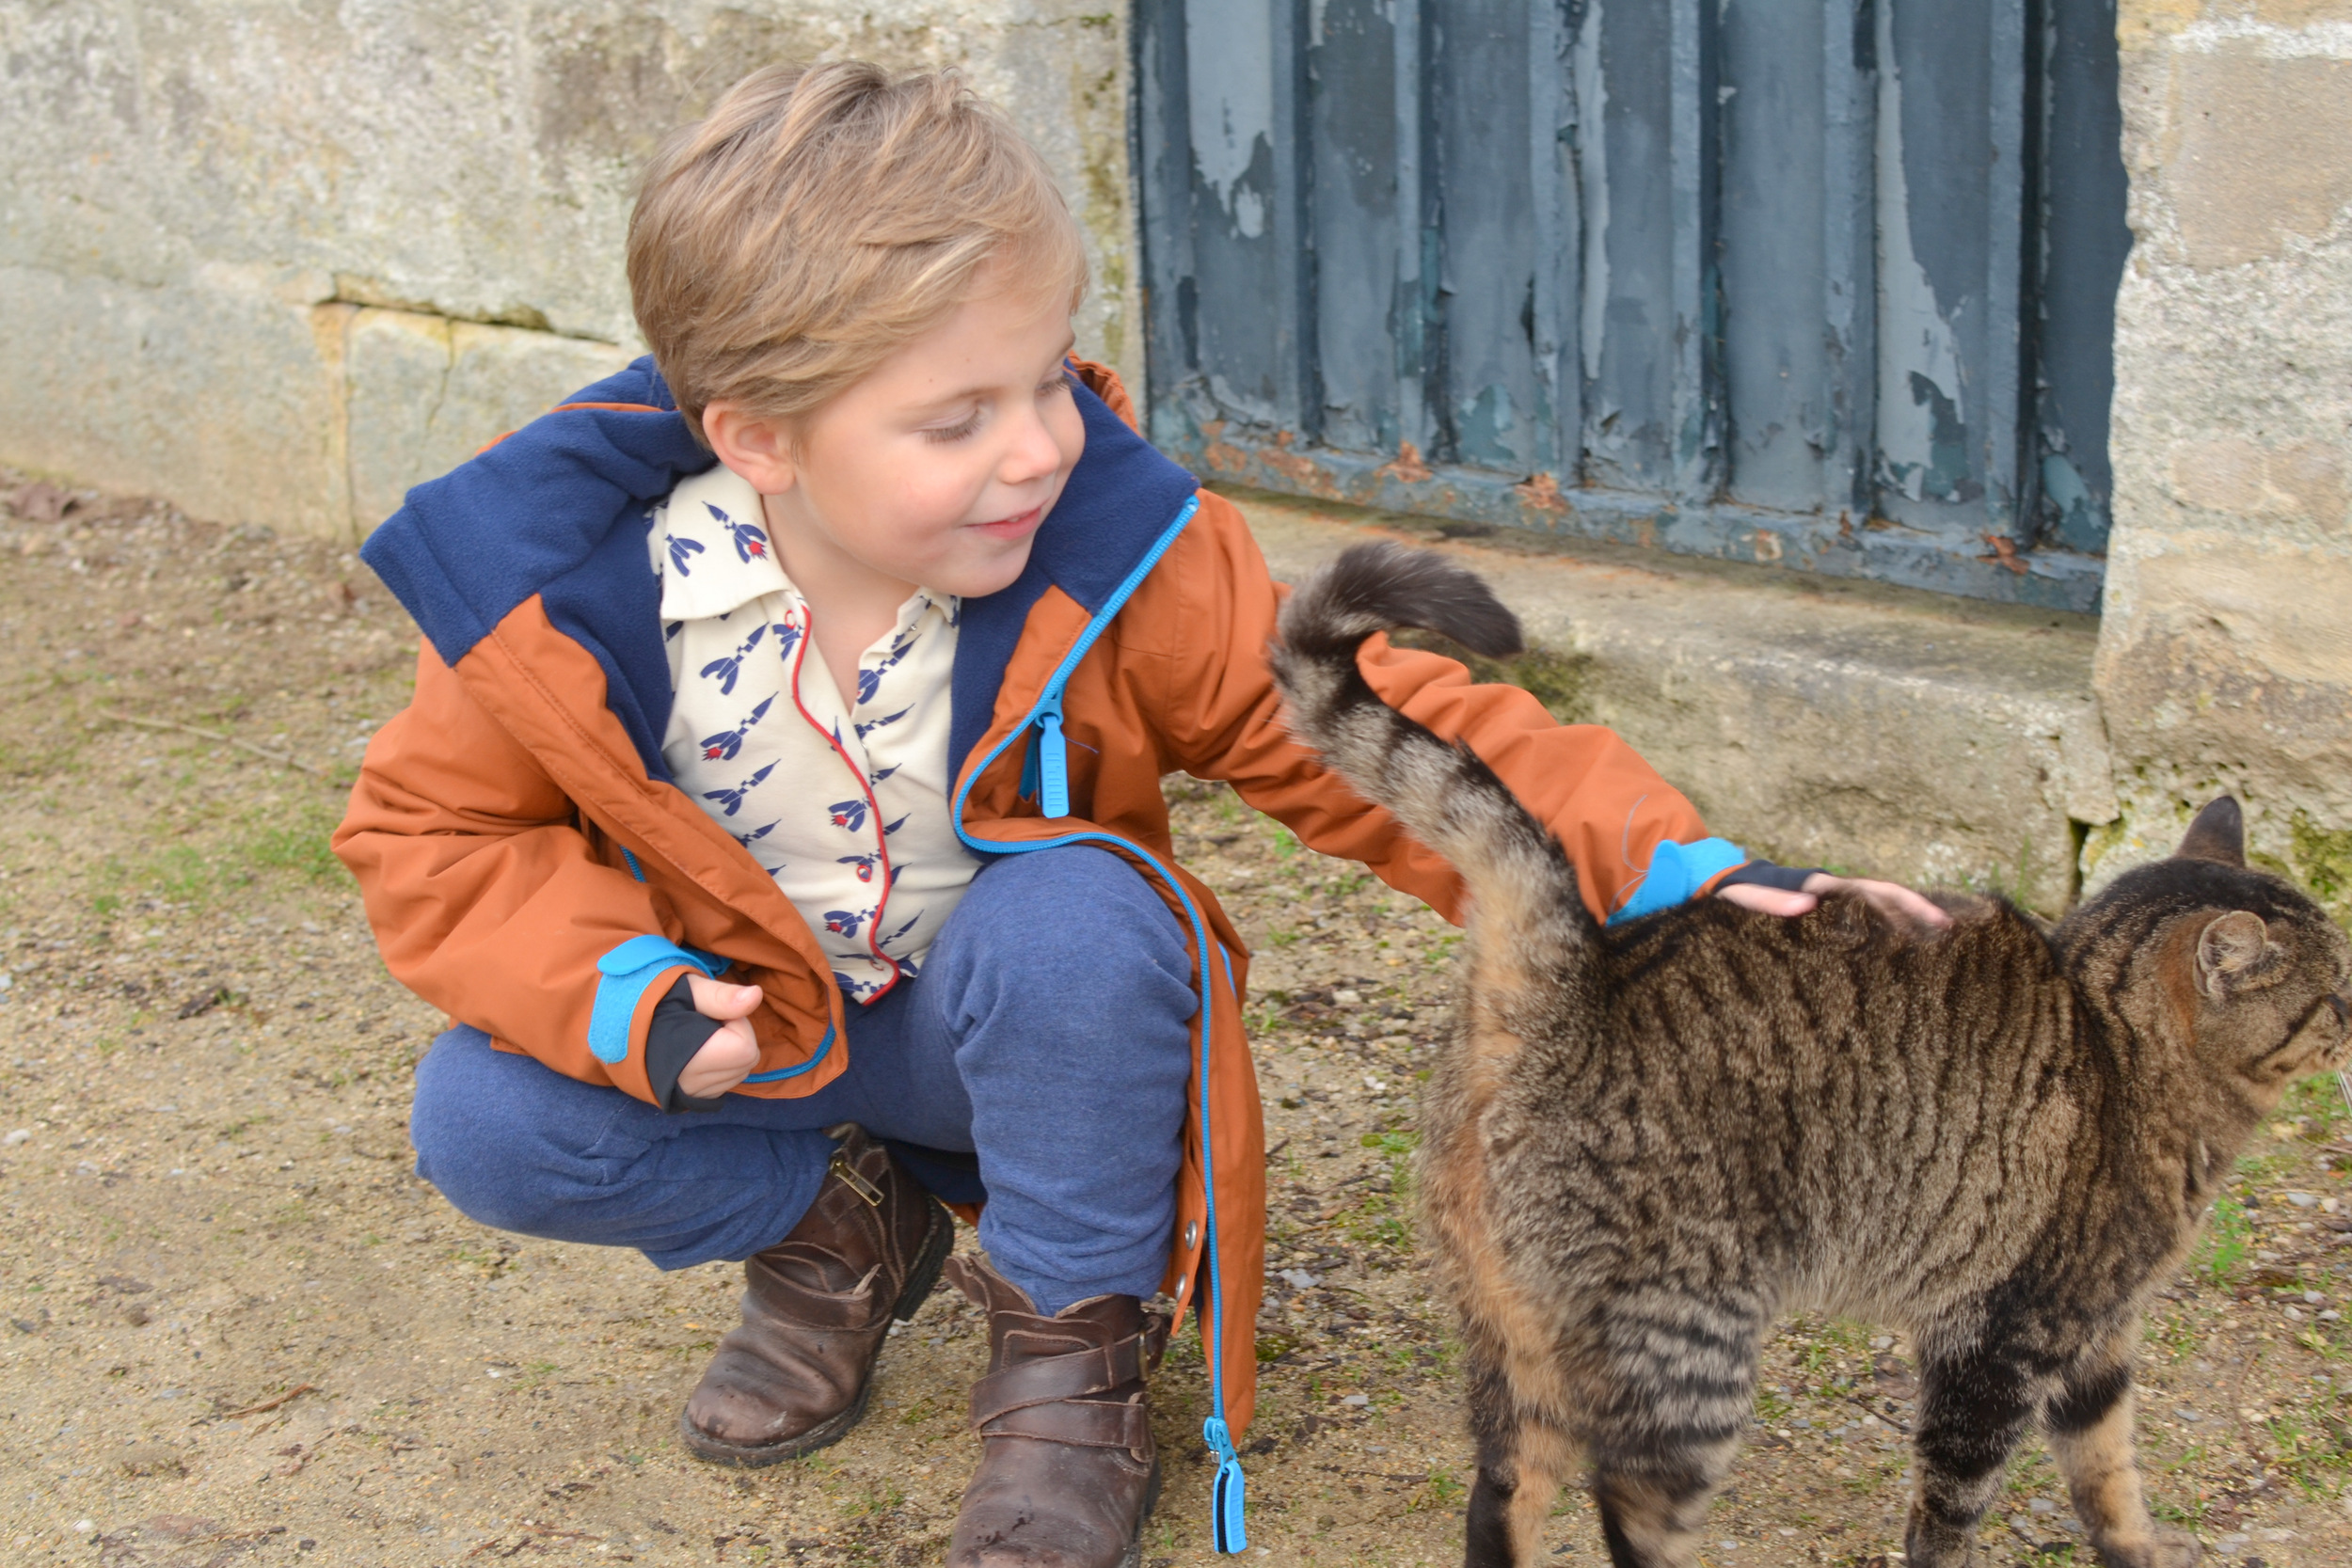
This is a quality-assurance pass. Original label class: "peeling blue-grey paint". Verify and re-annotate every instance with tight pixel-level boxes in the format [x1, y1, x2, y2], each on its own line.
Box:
[1872, 0, 1970, 508]
[1133, 0, 2120, 610]
[1573, 0, 1609, 389]
[1186, 0, 1277, 238]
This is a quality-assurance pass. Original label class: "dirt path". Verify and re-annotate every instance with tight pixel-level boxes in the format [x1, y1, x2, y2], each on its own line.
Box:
[1, 475, 2347, 1567]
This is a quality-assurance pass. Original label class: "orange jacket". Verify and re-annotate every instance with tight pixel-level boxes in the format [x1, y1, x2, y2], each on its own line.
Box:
[335, 358, 1740, 1461]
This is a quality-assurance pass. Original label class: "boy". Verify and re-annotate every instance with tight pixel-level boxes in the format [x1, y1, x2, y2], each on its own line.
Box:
[336, 63, 1938, 1566]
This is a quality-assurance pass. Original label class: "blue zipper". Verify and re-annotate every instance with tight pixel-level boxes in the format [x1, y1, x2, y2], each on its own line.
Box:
[948, 495, 1248, 1553]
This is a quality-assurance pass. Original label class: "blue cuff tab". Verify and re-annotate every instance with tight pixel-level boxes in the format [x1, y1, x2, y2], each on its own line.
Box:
[1608, 836, 1747, 927]
[587, 937, 728, 1065]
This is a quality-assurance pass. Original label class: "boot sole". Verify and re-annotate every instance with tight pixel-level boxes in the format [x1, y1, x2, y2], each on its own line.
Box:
[1117, 1457, 1165, 1568]
[678, 1193, 957, 1469]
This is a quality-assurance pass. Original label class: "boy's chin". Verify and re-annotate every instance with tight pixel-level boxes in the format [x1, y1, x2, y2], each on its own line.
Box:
[933, 540, 1037, 600]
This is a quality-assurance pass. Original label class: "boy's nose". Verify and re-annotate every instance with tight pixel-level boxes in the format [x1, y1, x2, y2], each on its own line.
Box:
[997, 407, 1065, 486]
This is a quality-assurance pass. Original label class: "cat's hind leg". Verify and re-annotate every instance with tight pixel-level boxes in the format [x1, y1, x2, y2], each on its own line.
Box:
[1580, 1303, 1756, 1568]
[1587, 1435, 1741, 1568]
[1905, 1348, 2038, 1568]
[2045, 1349, 2201, 1568]
[1463, 1352, 1581, 1567]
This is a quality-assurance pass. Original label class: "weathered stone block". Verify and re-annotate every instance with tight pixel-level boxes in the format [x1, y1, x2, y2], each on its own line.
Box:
[344, 309, 633, 531]
[2165, 48, 2352, 269]
[0, 0, 1140, 538]
[0, 261, 347, 534]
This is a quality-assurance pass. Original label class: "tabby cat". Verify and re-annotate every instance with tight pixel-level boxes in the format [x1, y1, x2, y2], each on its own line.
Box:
[1270, 542, 2352, 1568]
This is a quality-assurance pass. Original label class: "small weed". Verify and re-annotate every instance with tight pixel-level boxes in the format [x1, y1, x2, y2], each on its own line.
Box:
[1360, 1129, 1420, 1198]
[2004, 1447, 2058, 1501]
[2282, 1074, 2345, 1136]
[846, 1480, 906, 1516]
[2261, 1405, 2352, 1496]
[1407, 1470, 1466, 1512]
[2198, 1193, 2250, 1285]
[1842, 1456, 1906, 1496]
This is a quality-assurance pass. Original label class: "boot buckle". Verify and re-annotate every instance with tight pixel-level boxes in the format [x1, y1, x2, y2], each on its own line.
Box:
[830, 1149, 884, 1207]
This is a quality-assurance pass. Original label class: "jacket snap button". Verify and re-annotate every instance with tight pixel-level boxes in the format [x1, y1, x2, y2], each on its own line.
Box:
[1184, 1222, 1200, 1249]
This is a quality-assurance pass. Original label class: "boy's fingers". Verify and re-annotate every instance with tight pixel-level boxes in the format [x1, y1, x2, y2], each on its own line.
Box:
[686, 974, 765, 1019]
[1713, 882, 1819, 918]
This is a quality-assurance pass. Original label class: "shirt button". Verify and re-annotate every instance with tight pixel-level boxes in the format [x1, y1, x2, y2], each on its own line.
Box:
[1184, 1221, 1200, 1250]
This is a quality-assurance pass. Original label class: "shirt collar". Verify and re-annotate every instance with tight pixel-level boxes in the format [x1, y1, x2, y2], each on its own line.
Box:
[655, 467, 790, 622]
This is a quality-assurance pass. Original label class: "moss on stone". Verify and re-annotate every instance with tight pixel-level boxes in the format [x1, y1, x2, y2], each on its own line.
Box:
[1391, 628, 1596, 725]
[2288, 810, 2352, 925]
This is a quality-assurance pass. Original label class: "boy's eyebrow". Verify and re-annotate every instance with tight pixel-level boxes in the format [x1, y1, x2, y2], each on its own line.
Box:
[907, 338, 1080, 415]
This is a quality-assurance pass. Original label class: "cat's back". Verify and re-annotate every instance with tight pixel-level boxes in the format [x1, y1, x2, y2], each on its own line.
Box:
[1499, 890, 2086, 1310]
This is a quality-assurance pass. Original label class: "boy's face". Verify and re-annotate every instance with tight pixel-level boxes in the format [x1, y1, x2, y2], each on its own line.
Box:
[710, 275, 1086, 605]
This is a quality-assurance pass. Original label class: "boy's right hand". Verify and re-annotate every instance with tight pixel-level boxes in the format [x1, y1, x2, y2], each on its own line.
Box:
[676, 975, 765, 1098]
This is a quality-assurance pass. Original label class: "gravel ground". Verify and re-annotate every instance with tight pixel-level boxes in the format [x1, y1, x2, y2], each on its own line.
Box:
[2, 472, 2349, 1568]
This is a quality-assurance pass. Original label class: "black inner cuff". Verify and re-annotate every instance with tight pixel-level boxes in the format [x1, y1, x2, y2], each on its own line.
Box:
[1715, 860, 1823, 895]
[644, 974, 729, 1114]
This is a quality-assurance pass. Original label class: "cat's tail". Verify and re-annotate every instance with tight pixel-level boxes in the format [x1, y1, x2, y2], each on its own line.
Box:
[1270, 542, 1592, 947]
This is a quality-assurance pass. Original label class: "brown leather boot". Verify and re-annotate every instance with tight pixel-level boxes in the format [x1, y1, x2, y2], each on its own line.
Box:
[945, 1254, 1170, 1568]
[680, 1124, 952, 1465]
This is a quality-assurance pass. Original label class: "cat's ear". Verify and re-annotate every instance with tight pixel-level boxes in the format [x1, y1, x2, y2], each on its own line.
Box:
[2176, 796, 2245, 866]
[2195, 911, 2278, 998]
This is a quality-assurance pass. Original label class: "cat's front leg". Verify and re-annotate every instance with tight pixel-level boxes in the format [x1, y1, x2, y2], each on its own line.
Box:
[2045, 1354, 2201, 1568]
[1905, 1350, 2037, 1568]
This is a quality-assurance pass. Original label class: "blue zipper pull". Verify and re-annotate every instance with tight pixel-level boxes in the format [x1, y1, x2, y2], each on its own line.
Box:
[1037, 688, 1070, 819]
[1203, 1417, 1248, 1552]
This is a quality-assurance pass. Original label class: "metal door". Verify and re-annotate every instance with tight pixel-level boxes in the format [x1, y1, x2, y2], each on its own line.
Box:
[1133, 0, 2127, 611]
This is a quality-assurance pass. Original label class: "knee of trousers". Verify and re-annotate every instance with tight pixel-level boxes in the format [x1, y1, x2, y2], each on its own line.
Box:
[948, 845, 1195, 997]
[409, 1031, 604, 1237]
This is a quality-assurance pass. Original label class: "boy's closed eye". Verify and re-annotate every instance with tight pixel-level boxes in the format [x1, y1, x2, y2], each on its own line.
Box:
[917, 364, 1077, 445]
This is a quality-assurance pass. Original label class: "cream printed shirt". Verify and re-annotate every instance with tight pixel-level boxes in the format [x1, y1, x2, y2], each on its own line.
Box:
[648, 467, 979, 1004]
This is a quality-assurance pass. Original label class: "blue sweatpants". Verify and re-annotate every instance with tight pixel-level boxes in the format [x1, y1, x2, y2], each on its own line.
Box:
[409, 845, 1200, 1314]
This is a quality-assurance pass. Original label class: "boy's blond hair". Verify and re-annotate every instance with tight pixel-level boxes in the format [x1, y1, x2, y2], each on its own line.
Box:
[628, 62, 1089, 440]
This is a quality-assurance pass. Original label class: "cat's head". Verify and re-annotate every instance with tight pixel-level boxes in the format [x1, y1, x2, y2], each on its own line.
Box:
[2058, 797, 2352, 1101]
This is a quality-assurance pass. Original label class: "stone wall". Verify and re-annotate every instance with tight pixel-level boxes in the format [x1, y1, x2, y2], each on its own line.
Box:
[2093, 0, 2352, 915]
[0, 0, 1139, 543]
[8, 1, 2350, 915]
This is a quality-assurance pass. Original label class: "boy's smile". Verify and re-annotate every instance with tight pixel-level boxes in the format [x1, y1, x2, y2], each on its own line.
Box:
[700, 266, 1087, 685]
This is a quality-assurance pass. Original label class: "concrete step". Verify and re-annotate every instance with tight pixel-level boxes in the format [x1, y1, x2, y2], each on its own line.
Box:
[1230, 486, 2110, 914]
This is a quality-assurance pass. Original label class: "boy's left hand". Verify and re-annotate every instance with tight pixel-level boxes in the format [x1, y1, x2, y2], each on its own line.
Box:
[1716, 874, 1952, 929]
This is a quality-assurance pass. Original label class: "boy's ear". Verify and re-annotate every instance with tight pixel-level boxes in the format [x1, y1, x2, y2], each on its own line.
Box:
[701, 401, 798, 496]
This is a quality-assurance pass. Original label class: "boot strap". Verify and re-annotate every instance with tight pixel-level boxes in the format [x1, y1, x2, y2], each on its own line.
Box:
[969, 1331, 1151, 1426]
[977, 1393, 1152, 1451]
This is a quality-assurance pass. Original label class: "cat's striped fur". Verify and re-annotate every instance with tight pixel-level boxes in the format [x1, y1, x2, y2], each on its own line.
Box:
[1270, 542, 2352, 1568]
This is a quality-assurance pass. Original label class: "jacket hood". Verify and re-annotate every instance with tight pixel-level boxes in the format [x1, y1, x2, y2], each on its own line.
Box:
[360, 356, 1200, 783]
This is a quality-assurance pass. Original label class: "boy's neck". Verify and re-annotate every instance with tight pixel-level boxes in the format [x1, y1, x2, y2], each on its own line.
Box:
[760, 490, 921, 707]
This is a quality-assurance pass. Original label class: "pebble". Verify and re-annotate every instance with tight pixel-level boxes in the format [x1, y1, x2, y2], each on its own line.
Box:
[1279, 1269, 1319, 1290]
[2284, 1192, 2319, 1209]
[1339, 1393, 1369, 1407]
